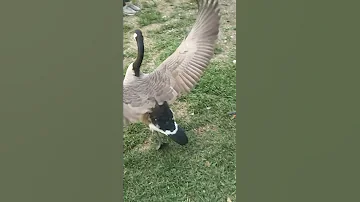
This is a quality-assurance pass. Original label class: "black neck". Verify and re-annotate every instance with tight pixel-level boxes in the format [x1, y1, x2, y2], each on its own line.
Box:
[133, 32, 144, 77]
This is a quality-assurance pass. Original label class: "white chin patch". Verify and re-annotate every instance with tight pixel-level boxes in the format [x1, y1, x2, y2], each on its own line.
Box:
[133, 33, 137, 40]
[149, 122, 179, 136]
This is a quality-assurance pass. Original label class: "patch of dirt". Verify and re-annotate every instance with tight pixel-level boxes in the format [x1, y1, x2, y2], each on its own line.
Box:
[213, 0, 237, 62]
[172, 101, 191, 122]
[155, 0, 174, 18]
[194, 124, 218, 135]
[137, 136, 152, 152]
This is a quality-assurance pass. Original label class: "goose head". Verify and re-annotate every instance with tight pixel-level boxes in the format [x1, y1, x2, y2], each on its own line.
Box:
[148, 101, 188, 145]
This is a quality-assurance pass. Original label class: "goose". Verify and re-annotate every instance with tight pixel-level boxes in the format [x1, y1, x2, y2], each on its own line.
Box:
[123, 0, 221, 149]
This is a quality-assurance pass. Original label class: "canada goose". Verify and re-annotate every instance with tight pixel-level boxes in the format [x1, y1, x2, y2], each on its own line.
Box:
[123, 0, 221, 149]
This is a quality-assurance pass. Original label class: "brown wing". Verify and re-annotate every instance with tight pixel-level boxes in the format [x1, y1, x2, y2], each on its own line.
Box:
[148, 0, 221, 97]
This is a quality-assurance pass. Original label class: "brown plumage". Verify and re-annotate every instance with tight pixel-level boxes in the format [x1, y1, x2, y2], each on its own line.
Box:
[123, 0, 221, 126]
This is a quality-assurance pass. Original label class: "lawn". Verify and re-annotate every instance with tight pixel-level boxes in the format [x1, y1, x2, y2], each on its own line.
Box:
[123, 0, 236, 201]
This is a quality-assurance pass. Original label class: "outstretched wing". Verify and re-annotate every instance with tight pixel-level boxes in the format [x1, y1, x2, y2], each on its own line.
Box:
[149, 0, 221, 97]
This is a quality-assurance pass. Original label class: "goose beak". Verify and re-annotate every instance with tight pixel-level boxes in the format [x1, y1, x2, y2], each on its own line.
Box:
[148, 102, 188, 146]
[168, 125, 188, 145]
[148, 122, 188, 145]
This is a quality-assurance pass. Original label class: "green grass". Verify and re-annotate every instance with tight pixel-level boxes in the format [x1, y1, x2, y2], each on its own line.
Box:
[123, 1, 236, 201]
[136, 2, 166, 27]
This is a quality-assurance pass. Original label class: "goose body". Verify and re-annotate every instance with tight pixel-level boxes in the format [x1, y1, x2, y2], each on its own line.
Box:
[123, 0, 221, 147]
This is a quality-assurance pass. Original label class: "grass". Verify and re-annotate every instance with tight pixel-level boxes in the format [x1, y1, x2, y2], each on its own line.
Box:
[123, 0, 236, 201]
[137, 4, 165, 27]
